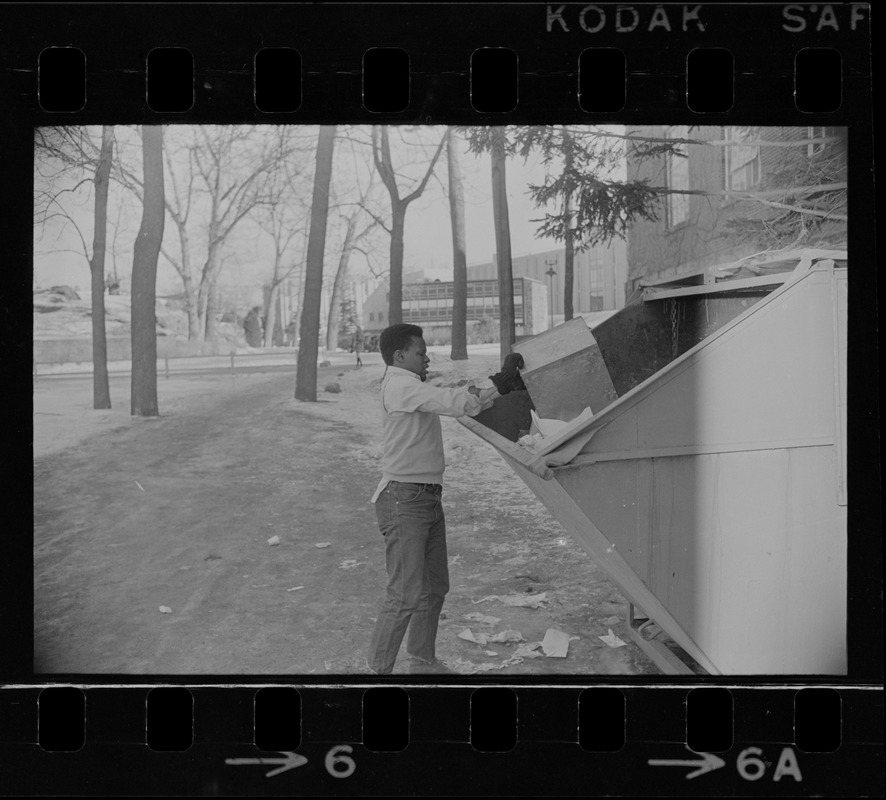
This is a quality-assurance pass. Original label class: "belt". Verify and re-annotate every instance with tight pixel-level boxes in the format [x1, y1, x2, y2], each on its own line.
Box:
[390, 481, 442, 491]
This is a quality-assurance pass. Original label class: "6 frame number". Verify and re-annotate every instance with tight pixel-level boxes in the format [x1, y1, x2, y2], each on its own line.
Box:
[325, 745, 357, 779]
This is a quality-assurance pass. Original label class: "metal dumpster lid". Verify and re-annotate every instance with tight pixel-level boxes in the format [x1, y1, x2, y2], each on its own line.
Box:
[641, 247, 848, 292]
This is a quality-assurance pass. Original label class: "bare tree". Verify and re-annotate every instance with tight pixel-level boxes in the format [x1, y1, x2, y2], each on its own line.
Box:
[324, 152, 380, 351]
[130, 126, 165, 417]
[295, 125, 337, 402]
[371, 126, 446, 325]
[89, 127, 114, 408]
[446, 127, 469, 360]
[254, 131, 314, 348]
[112, 126, 305, 342]
[490, 128, 516, 360]
[33, 126, 116, 408]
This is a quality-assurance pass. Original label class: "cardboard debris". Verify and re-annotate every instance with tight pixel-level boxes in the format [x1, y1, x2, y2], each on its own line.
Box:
[541, 628, 572, 657]
[158, 606, 172, 614]
[472, 592, 549, 609]
[267, 536, 281, 546]
[463, 612, 502, 625]
[599, 628, 628, 648]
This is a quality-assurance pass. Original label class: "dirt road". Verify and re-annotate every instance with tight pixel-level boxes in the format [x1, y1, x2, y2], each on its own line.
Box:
[33, 362, 657, 676]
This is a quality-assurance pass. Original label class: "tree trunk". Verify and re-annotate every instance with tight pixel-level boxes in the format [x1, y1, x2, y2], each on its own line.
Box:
[387, 202, 405, 325]
[264, 281, 281, 348]
[325, 214, 359, 351]
[89, 126, 113, 409]
[295, 125, 337, 402]
[204, 279, 220, 342]
[563, 189, 575, 322]
[196, 242, 220, 342]
[174, 223, 202, 340]
[131, 125, 165, 417]
[490, 129, 515, 361]
[183, 279, 200, 340]
[447, 127, 469, 361]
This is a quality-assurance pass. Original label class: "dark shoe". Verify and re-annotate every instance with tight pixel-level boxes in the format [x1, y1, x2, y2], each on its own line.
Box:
[408, 658, 455, 675]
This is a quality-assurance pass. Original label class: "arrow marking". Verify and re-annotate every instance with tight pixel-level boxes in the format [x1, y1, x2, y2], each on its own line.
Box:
[648, 750, 726, 779]
[225, 751, 308, 778]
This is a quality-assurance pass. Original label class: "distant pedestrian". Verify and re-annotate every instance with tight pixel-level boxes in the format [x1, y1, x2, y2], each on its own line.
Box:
[366, 323, 524, 675]
[352, 326, 364, 368]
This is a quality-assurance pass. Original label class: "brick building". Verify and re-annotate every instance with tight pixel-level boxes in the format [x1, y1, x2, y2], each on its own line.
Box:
[625, 126, 847, 292]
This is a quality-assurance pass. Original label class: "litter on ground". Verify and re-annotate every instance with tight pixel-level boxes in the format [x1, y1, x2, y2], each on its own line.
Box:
[450, 656, 524, 675]
[158, 606, 172, 614]
[314, 542, 331, 548]
[541, 628, 572, 657]
[472, 592, 549, 609]
[463, 612, 502, 625]
[267, 536, 280, 546]
[599, 628, 628, 648]
[458, 628, 525, 646]
[513, 642, 544, 659]
[286, 586, 304, 592]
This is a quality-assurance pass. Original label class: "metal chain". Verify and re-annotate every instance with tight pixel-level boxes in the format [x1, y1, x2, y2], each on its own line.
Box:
[670, 299, 679, 358]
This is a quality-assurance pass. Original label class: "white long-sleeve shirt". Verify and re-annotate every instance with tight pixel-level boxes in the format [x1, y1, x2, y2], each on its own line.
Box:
[370, 366, 494, 503]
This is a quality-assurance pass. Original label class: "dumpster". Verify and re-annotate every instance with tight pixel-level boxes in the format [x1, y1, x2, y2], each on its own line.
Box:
[463, 250, 847, 675]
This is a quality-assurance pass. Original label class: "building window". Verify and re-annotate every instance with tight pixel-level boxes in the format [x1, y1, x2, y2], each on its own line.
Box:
[665, 125, 690, 227]
[807, 126, 828, 158]
[724, 126, 761, 191]
[369, 312, 375, 322]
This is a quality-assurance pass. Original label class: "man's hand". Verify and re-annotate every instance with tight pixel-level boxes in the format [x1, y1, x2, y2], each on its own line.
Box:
[490, 352, 525, 395]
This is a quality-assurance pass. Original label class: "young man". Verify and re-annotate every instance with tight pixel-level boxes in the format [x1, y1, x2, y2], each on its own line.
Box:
[367, 323, 524, 674]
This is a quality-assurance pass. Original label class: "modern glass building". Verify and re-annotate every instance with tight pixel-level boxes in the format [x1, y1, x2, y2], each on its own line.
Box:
[362, 276, 548, 335]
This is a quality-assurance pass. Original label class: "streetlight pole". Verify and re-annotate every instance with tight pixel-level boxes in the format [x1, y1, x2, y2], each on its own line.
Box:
[544, 259, 558, 330]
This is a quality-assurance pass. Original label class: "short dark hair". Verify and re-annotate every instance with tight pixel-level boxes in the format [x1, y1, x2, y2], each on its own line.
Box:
[379, 323, 423, 366]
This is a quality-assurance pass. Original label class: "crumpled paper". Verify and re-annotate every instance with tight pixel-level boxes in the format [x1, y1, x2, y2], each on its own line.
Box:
[599, 628, 628, 648]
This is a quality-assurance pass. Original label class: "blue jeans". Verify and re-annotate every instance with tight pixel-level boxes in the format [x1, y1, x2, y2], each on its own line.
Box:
[367, 482, 449, 674]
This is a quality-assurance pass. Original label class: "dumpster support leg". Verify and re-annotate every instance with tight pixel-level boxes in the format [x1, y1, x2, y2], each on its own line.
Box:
[624, 603, 702, 676]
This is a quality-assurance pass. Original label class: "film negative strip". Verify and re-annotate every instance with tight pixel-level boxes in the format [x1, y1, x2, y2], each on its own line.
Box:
[2, 2, 879, 796]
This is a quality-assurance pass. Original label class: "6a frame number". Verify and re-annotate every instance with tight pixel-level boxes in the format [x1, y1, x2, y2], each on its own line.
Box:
[737, 747, 802, 782]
